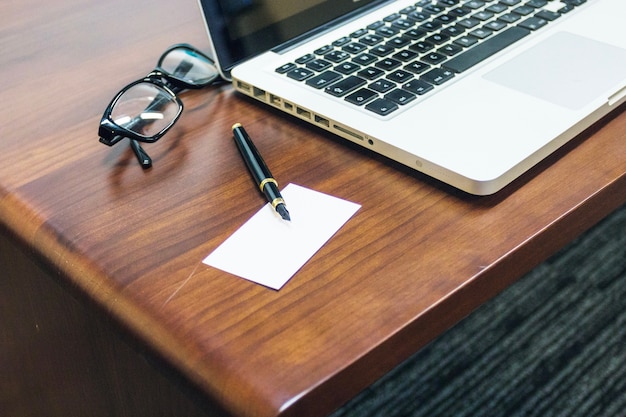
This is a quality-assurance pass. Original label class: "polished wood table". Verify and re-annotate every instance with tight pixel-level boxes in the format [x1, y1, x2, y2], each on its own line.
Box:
[2, 1, 625, 417]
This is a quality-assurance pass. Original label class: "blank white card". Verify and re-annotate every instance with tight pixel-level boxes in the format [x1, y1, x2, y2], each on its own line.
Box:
[203, 183, 361, 290]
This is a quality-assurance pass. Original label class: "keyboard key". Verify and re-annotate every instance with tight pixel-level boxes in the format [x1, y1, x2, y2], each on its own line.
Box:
[438, 43, 464, 56]
[343, 42, 368, 54]
[484, 20, 508, 31]
[426, 33, 451, 44]
[295, 54, 315, 64]
[369, 78, 397, 93]
[454, 35, 479, 47]
[325, 50, 350, 63]
[419, 20, 443, 32]
[276, 63, 296, 74]
[332, 36, 351, 47]
[325, 76, 367, 97]
[518, 16, 548, 30]
[353, 53, 378, 66]
[370, 44, 396, 57]
[345, 88, 378, 106]
[499, 0, 521, 5]
[424, 4, 445, 13]
[393, 49, 419, 62]
[314, 45, 333, 55]
[357, 67, 385, 80]
[443, 26, 530, 73]
[360, 34, 384, 46]
[464, 1, 485, 9]
[335, 61, 361, 74]
[486, 4, 508, 13]
[384, 12, 402, 22]
[498, 13, 522, 23]
[421, 68, 454, 85]
[287, 67, 314, 81]
[402, 79, 434, 95]
[305, 70, 342, 89]
[404, 61, 431, 74]
[386, 69, 414, 83]
[407, 11, 431, 22]
[350, 28, 368, 38]
[306, 59, 332, 72]
[469, 27, 493, 39]
[458, 17, 481, 29]
[435, 14, 457, 25]
[392, 19, 415, 30]
[535, 10, 561, 21]
[473, 11, 494, 21]
[385, 88, 417, 105]
[375, 58, 402, 71]
[404, 29, 428, 40]
[442, 25, 465, 37]
[409, 41, 435, 53]
[367, 21, 385, 30]
[365, 98, 399, 115]
[512, 5, 534, 15]
[387, 36, 412, 48]
[422, 51, 448, 64]
[450, 6, 471, 17]
[376, 26, 399, 37]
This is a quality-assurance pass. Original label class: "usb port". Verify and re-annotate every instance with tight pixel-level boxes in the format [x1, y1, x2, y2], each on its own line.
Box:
[315, 115, 330, 127]
[296, 107, 311, 119]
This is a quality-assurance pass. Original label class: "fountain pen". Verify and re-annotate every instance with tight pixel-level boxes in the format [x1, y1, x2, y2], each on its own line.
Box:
[232, 123, 291, 221]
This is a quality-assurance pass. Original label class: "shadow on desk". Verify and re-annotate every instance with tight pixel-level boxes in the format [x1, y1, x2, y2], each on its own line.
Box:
[0, 230, 232, 417]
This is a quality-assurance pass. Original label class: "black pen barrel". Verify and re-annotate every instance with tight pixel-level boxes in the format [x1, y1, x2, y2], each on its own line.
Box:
[232, 124, 271, 185]
[232, 123, 290, 221]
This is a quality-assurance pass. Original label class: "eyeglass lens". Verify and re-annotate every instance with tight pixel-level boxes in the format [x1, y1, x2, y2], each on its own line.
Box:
[159, 47, 219, 86]
[111, 83, 179, 138]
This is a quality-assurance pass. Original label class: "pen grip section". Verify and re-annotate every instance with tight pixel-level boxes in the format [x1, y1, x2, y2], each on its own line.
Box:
[260, 180, 284, 209]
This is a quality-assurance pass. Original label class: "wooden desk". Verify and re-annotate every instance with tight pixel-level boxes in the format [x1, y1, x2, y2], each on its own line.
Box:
[1, 1, 625, 417]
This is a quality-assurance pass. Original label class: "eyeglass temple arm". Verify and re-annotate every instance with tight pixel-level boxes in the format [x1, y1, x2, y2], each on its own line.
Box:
[126, 90, 180, 168]
[129, 139, 152, 168]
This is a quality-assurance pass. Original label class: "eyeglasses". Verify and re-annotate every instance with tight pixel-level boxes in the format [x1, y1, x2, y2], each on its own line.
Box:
[99, 44, 220, 168]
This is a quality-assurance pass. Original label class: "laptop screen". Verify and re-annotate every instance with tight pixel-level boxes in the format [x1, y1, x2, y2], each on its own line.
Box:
[198, 0, 384, 75]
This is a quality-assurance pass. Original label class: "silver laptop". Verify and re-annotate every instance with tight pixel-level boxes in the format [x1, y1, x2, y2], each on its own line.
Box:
[197, 0, 626, 195]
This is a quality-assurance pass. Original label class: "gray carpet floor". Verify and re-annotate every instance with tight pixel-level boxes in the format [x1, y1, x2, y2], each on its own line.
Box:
[330, 202, 626, 417]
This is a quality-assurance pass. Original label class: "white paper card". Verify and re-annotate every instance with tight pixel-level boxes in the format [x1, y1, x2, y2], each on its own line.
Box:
[203, 183, 360, 290]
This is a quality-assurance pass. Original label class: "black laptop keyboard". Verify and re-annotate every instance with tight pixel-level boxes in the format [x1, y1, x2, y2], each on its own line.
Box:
[275, 0, 587, 116]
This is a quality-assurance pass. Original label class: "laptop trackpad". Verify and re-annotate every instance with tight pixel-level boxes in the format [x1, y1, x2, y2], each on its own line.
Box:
[483, 32, 626, 110]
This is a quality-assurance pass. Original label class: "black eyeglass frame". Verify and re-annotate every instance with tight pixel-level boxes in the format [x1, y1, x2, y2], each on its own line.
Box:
[98, 77, 184, 146]
[98, 44, 220, 165]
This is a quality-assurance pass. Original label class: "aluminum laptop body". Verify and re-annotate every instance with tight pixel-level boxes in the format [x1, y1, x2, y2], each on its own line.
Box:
[197, 0, 626, 195]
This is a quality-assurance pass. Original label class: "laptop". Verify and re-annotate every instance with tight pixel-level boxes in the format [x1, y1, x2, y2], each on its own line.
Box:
[197, 0, 626, 195]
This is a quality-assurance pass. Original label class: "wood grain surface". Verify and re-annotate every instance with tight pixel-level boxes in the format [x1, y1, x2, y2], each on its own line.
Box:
[1, 1, 625, 417]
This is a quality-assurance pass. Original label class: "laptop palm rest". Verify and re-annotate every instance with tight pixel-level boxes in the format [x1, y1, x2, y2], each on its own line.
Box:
[483, 32, 626, 110]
